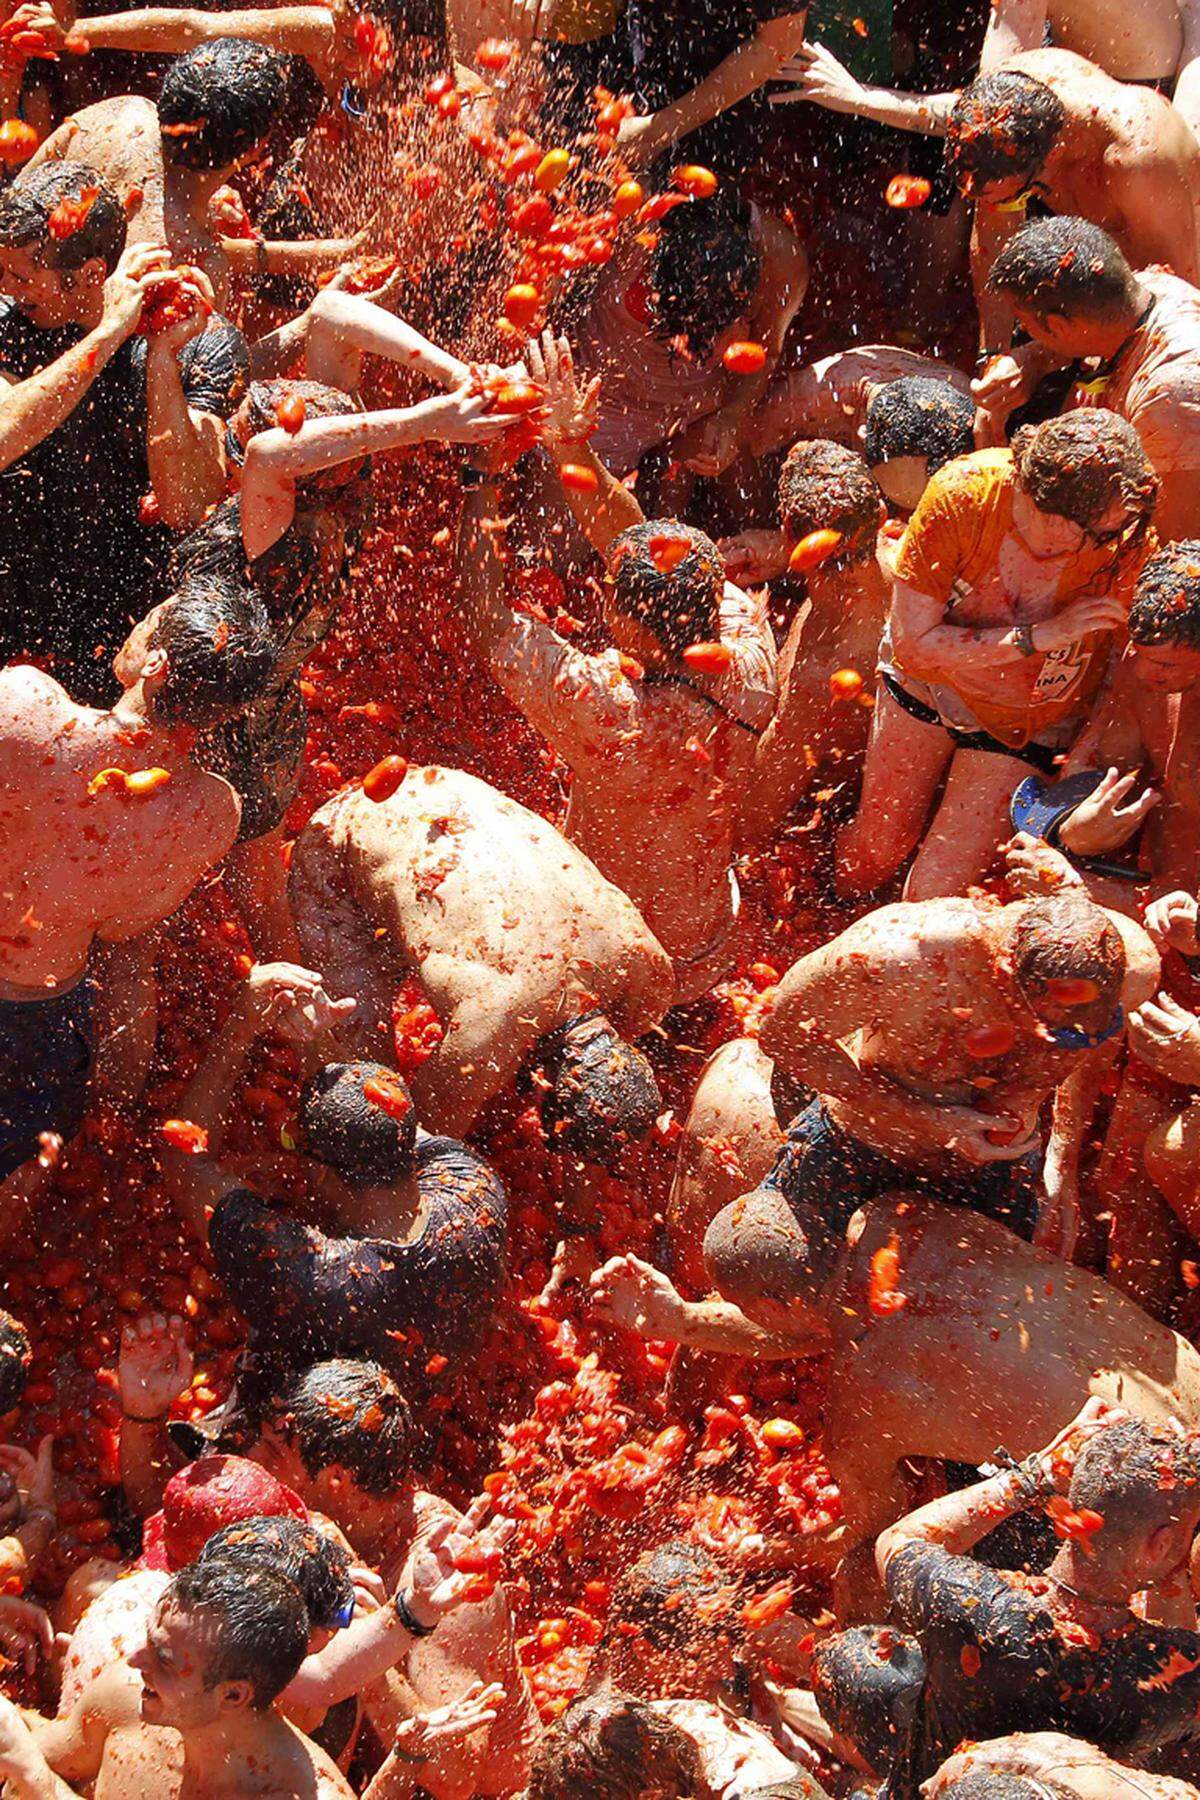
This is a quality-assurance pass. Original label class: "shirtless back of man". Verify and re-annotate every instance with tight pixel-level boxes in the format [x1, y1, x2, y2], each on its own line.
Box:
[1007, 50, 1200, 281]
[95, 1713, 353, 1799]
[26, 98, 231, 302]
[822, 1194, 1200, 1553]
[289, 767, 673, 1136]
[995, 0, 1185, 83]
[0, 667, 240, 998]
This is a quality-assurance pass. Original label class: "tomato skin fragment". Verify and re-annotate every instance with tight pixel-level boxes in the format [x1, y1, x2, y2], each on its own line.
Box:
[560, 462, 598, 493]
[789, 528, 843, 573]
[869, 1233, 907, 1315]
[682, 641, 733, 674]
[160, 1118, 209, 1155]
[723, 340, 767, 376]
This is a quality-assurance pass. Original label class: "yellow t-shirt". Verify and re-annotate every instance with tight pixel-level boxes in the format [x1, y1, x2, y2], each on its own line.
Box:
[894, 450, 1152, 748]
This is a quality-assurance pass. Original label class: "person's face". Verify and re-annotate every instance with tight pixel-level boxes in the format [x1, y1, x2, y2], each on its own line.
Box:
[1131, 639, 1200, 693]
[0, 245, 101, 329]
[1010, 302, 1082, 356]
[870, 455, 932, 516]
[959, 166, 1047, 210]
[1025, 492, 1144, 558]
[131, 1600, 237, 1730]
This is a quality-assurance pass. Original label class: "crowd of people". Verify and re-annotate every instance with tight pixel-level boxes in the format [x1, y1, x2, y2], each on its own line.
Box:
[5, 0, 1200, 1792]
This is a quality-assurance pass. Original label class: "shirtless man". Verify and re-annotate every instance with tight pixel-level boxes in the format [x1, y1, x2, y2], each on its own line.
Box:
[726, 374, 975, 586]
[771, 47, 1200, 348]
[745, 347, 972, 480]
[244, 1356, 540, 1800]
[977, 217, 1200, 540]
[25, 41, 354, 310]
[458, 333, 777, 998]
[0, 1558, 361, 1800]
[738, 442, 887, 843]
[0, 574, 273, 1200]
[1012, 539, 1200, 906]
[592, 1183, 1200, 1616]
[928, 1734, 1200, 1799]
[288, 762, 673, 1139]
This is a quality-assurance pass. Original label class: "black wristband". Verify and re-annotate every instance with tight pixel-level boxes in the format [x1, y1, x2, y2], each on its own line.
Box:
[394, 1588, 436, 1638]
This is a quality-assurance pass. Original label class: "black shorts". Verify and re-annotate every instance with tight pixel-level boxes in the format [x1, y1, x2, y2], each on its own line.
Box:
[881, 672, 1062, 778]
[766, 1098, 1039, 1240]
[0, 980, 95, 1180]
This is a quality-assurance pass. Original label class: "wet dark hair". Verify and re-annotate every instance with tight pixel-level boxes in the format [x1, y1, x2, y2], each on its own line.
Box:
[1012, 891, 1126, 1029]
[864, 378, 975, 476]
[230, 379, 365, 494]
[604, 1539, 730, 1657]
[0, 162, 125, 274]
[198, 1514, 355, 1632]
[742, 1786, 834, 1800]
[264, 1356, 415, 1496]
[129, 315, 250, 422]
[159, 39, 291, 171]
[1012, 410, 1158, 530]
[987, 216, 1141, 324]
[147, 573, 276, 729]
[527, 1690, 703, 1800]
[812, 1626, 926, 1775]
[0, 1309, 30, 1414]
[1069, 1418, 1200, 1554]
[778, 440, 883, 563]
[298, 1061, 417, 1187]
[936, 1779, 1047, 1800]
[1129, 542, 1200, 650]
[166, 1557, 308, 1708]
[608, 522, 724, 657]
[537, 1014, 661, 1166]
[704, 1178, 841, 1317]
[947, 71, 1066, 194]
[651, 194, 761, 358]
[171, 494, 318, 618]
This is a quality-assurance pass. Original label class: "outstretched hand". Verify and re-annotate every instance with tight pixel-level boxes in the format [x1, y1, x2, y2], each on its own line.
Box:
[590, 1254, 683, 1338]
[403, 1496, 516, 1630]
[119, 1312, 193, 1422]
[526, 330, 600, 453]
[393, 1682, 505, 1762]
[770, 41, 869, 113]
[244, 962, 358, 1044]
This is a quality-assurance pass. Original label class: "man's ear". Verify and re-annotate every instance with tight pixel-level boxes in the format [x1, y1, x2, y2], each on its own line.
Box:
[78, 255, 109, 291]
[216, 1678, 254, 1713]
[141, 646, 170, 694]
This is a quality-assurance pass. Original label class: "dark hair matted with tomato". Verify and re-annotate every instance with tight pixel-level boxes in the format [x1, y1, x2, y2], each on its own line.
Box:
[0, 161, 125, 274]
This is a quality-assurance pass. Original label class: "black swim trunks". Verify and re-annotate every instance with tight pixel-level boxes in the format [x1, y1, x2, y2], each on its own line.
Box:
[0, 980, 95, 1181]
[208, 1135, 508, 1373]
[764, 1098, 1040, 1240]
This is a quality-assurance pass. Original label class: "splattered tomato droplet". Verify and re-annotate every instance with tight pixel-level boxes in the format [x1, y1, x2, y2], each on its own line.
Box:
[789, 528, 844, 573]
[362, 755, 408, 802]
[160, 1119, 209, 1155]
[722, 340, 768, 376]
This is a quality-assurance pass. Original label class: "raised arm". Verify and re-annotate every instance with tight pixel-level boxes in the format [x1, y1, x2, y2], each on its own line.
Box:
[240, 387, 518, 557]
[770, 40, 954, 134]
[618, 8, 811, 166]
[305, 287, 471, 394]
[528, 330, 643, 554]
[0, 244, 166, 471]
[875, 1397, 1125, 1583]
[362, 1685, 504, 1800]
[979, 0, 1049, 69]
[142, 268, 226, 531]
[65, 2, 339, 75]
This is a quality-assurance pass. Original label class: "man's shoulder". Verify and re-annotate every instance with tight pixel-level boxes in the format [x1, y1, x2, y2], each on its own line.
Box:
[0, 663, 72, 730]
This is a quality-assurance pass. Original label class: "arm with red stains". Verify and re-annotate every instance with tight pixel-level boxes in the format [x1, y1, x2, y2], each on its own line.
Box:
[240, 390, 520, 558]
[527, 330, 642, 554]
[770, 40, 954, 132]
[222, 230, 375, 280]
[305, 288, 471, 396]
[0, 244, 167, 471]
[64, 4, 340, 80]
[143, 269, 226, 531]
[457, 472, 515, 664]
[1040, 1045, 1116, 1259]
[892, 576, 1128, 683]
[590, 1253, 825, 1358]
[0, 1699, 82, 1800]
[359, 1684, 505, 1800]
[874, 1397, 1125, 1582]
[618, 8, 811, 167]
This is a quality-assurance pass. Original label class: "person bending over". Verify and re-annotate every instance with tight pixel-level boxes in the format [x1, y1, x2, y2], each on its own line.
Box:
[774, 48, 1200, 353]
[976, 217, 1200, 541]
[154, 959, 508, 1380]
[812, 1405, 1200, 1795]
[927, 1733, 1200, 1800]
[0, 576, 273, 1208]
[459, 335, 777, 998]
[838, 411, 1157, 901]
